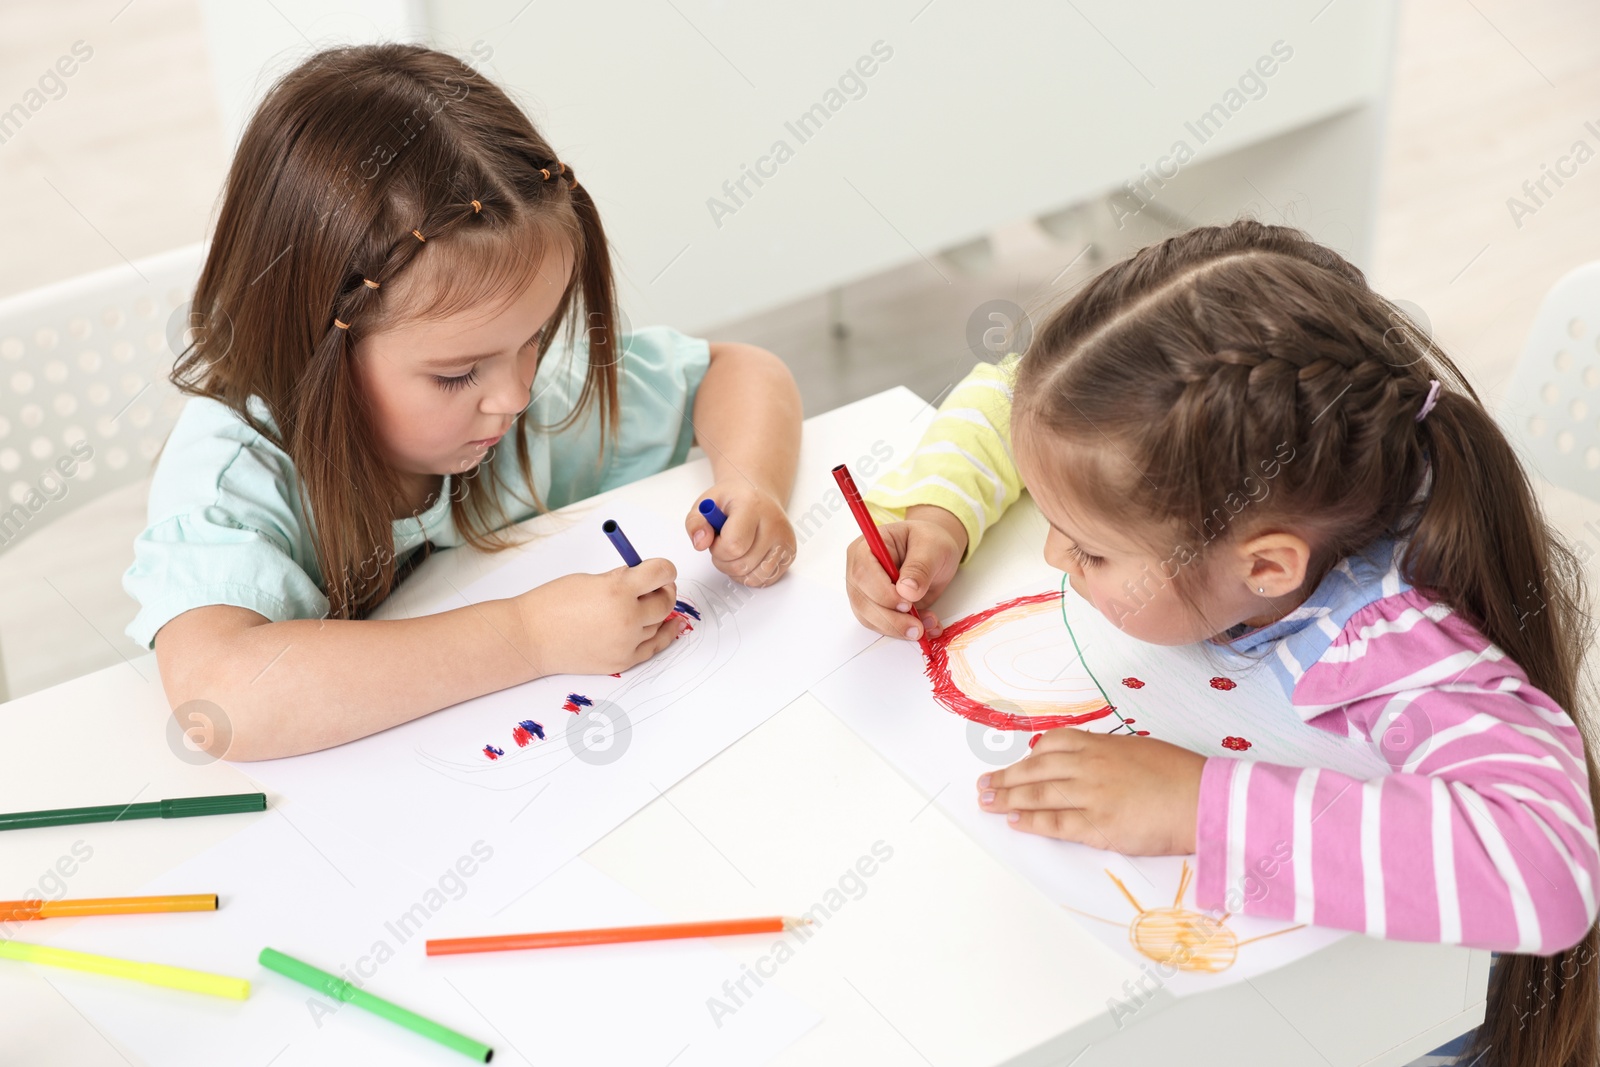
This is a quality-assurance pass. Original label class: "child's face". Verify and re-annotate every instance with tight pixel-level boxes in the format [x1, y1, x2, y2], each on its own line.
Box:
[1014, 429, 1279, 646]
[355, 240, 575, 480]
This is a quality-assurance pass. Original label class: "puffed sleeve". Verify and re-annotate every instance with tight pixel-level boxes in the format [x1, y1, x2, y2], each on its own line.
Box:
[535, 325, 711, 510]
[863, 356, 1023, 561]
[123, 399, 330, 650]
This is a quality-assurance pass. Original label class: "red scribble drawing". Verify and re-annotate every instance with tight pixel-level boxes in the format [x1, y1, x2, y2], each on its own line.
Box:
[922, 592, 1115, 731]
[1221, 736, 1253, 752]
[426, 584, 740, 789]
[1209, 677, 1237, 691]
[1122, 677, 1145, 689]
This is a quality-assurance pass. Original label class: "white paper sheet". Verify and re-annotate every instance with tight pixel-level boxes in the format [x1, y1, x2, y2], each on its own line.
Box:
[239, 502, 875, 916]
[813, 575, 1392, 996]
[27, 813, 820, 1066]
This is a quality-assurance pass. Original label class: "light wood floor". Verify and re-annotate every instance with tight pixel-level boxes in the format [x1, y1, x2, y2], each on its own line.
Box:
[1, 0, 1598, 699]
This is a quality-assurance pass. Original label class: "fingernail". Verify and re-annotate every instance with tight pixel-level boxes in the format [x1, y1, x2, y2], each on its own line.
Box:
[906, 625, 920, 640]
[895, 601, 911, 613]
[1007, 811, 1020, 824]
[980, 790, 995, 805]
[694, 531, 707, 548]
[1028, 733, 1042, 749]
[977, 774, 992, 789]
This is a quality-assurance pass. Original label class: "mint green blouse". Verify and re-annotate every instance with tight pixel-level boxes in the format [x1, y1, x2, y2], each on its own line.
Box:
[123, 325, 710, 649]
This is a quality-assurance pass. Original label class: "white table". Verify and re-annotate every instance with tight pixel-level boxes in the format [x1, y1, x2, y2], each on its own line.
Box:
[0, 389, 1486, 1065]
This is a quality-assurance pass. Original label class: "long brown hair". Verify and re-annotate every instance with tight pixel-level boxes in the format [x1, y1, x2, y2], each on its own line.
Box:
[1015, 219, 1597, 1067]
[171, 43, 620, 619]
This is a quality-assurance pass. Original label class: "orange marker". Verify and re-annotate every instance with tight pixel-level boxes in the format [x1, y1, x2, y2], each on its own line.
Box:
[0, 894, 217, 922]
[426, 916, 812, 956]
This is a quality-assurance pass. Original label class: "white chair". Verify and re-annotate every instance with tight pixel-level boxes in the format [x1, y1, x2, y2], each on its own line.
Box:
[0, 243, 204, 700]
[1499, 260, 1600, 501]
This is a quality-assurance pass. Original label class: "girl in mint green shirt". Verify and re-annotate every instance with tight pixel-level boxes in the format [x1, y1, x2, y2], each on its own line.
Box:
[124, 44, 800, 760]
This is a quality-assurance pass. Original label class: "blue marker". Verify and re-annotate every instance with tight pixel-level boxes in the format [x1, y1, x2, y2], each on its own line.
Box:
[602, 519, 642, 567]
[697, 497, 728, 535]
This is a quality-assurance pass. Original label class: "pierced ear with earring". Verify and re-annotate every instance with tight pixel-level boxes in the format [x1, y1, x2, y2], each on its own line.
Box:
[1257, 586, 1266, 595]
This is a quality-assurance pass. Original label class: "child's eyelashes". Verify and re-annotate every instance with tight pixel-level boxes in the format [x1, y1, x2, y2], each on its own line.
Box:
[431, 332, 542, 392]
[434, 366, 479, 391]
[1067, 543, 1103, 568]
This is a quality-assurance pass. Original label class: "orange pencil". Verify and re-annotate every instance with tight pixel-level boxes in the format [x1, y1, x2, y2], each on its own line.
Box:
[426, 916, 812, 956]
[0, 894, 217, 922]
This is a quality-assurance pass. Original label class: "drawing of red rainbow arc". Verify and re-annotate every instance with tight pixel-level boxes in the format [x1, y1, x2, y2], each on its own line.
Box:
[921, 591, 1118, 731]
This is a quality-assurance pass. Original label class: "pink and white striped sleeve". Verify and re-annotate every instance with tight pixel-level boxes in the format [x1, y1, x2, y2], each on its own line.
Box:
[1193, 590, 1599, 954]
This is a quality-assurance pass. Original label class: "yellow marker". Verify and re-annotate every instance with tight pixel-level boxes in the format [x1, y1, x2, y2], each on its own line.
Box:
[0, 940, 249, 999]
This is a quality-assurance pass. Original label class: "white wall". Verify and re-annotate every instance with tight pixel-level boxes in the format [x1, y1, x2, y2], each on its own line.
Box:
[199, 0, 1396, 332]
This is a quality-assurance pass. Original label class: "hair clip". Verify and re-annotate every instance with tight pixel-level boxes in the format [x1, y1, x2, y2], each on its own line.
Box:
[1415, 379, 1442, 422]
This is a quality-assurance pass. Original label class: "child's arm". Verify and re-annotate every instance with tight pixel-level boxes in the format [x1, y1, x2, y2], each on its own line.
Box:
[983, 594, 1600, 954]
[1191, 601, 1600, 954]
[864, 358, 1023, 557]
[154, 561, 685, 761]
[848, 359, 1024, 639]
[683, 342, 801, 586]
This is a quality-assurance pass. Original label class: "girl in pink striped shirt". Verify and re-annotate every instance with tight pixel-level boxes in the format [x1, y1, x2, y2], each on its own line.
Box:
[849, 221, 1597, 1067]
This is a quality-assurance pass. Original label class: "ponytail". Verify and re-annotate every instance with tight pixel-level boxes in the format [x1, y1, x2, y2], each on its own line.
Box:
[1412, 390, 1600, 1067]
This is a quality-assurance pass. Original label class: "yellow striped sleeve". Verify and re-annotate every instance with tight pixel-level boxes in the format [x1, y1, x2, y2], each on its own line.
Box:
[864, 357, 1022, 560]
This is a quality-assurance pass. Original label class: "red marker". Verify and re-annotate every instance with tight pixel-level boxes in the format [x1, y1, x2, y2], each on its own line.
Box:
[833, 463, 900, 583]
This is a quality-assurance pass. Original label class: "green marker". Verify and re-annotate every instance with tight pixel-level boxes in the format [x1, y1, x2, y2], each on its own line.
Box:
[0, 792, 266, 831]
[258, 948, 492, 1062]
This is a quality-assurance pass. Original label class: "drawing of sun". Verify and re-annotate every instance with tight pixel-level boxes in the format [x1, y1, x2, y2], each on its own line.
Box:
[1067, 861, 1305, 974]
[923, 591, 1116, 731]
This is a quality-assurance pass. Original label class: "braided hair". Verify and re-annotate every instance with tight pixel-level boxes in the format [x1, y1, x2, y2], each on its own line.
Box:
[1014, 219, 1597, 1067]
[172, 45, 618, 622]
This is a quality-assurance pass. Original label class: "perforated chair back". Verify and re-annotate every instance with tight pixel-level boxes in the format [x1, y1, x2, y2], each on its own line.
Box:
[1499, 260, 1600, 501]
[0, 243, 204, 553]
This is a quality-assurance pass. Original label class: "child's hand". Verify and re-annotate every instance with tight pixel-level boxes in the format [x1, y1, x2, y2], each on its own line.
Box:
[846, 505, 968, 640]
[976, 730, 1206, 856]
[513, 560, 688, 677]
[685, 483, 796, 587]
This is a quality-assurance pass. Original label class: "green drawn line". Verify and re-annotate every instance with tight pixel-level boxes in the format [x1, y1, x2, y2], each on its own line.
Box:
[1058, 571, 1130, 730]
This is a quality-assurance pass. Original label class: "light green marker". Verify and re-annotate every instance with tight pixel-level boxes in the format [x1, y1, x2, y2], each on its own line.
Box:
[258, 947, 492, 1062]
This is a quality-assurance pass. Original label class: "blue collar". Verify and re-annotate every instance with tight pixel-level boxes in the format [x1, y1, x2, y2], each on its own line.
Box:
[1210, 535, 1413, 701]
